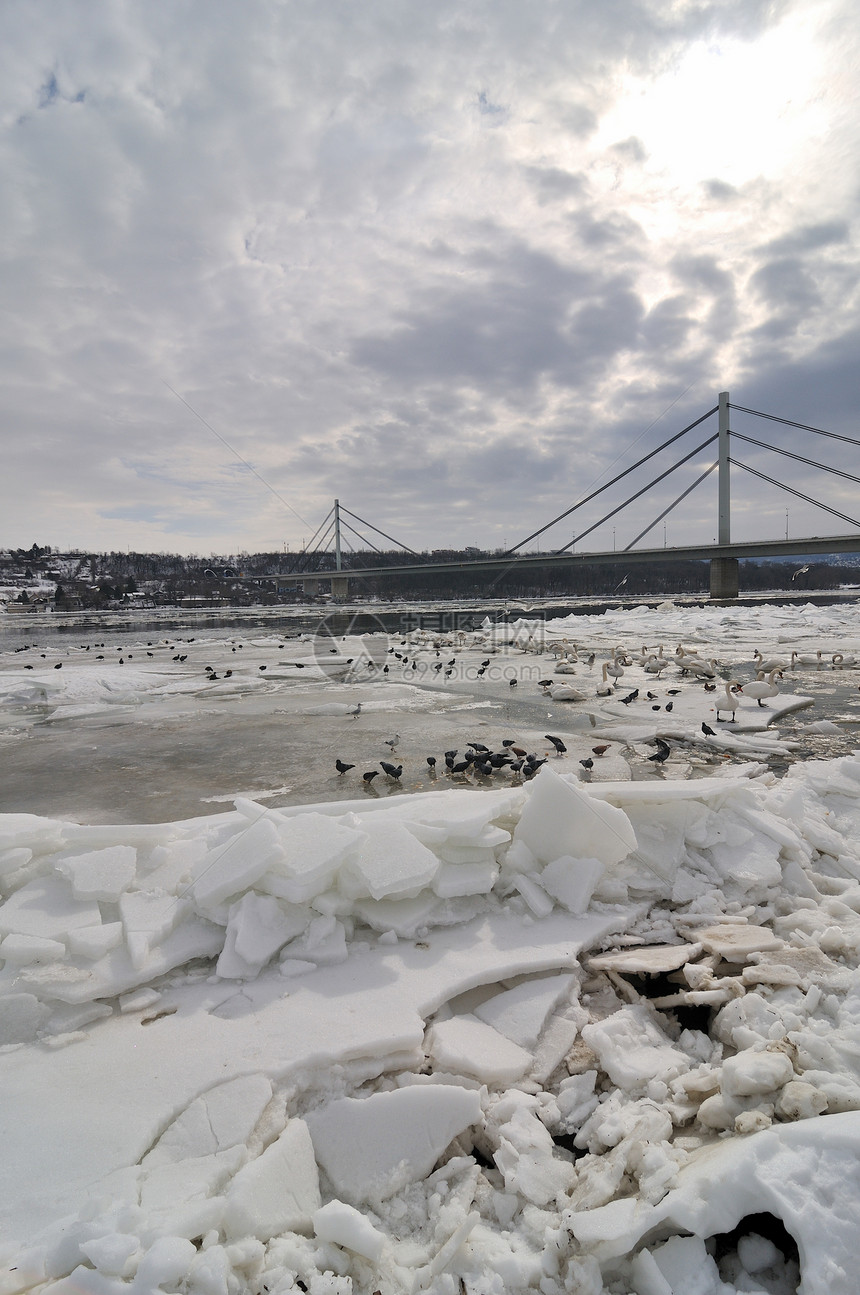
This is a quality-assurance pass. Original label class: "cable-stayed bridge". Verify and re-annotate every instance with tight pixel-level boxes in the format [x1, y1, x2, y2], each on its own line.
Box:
[264, 393, 860, 600]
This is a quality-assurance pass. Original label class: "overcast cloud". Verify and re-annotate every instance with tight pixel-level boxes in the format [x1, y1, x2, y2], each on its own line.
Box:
[1, 0, 858, 556]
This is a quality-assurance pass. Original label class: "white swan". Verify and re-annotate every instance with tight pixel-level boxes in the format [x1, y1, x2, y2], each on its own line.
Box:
[716, 680, 743, 722]
[685, 656, 717, 679]
[596, 663, 615, 696]
[791, 649, 823, 669]
[832, 653, 857, 668]
[604, 655, 625, 680]
[549, 683, 588, 702]
[644, 654, 668, 676]
[742, 668, 783, 707]
[753, 650, 789, 673]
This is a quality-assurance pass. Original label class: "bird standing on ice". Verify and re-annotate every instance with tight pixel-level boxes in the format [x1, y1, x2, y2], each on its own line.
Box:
[743, 669, 783, 707]
[716, 680, 743, 722]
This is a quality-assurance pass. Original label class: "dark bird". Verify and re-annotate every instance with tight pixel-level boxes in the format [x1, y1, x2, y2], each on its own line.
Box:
[335, 759, 355, 775]
[54, 662, 62, 669]
[651, 704, 661, 711]
[225, 670, 232, 678]
[481, 659, 490, 667]
[259, 665, 267, 671]
[147, 652, 154, 657]
[209, 672, 219, 680]
[580, 758, 594, 769]
[647, 739, 671, 764]
[665, 702, 673, 712]
[704, 682, 716, 692]
[666, 689, 681, 696]
[380, 761, 403, 780]
[592, 745, 610, 757]
[702, 722, 716, 736]
[24, 664, 33, 669]
[476, 666, 486, 677]
[510, 759, 524, 773]
[468, 742, 490, 753]
[619, 689, 639, 705]
[489, 753, 511, 768]
[118, 658, 124, 665]
[451, 760, 470, 774]
[646, 691, 657, 700]
[545, 735, 567, 755]
[502, 739, 516, 748]
[362, 770, 380, 783]
[426, 756, 437, 769]
[509, 678, 518, 688]
[444, 749, 458, 760]
[537, 679, 553, 689]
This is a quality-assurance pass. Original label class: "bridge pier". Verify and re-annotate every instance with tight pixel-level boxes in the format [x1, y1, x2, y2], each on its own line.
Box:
[330, 575, 349, 601]
[709, 557, 739, 600]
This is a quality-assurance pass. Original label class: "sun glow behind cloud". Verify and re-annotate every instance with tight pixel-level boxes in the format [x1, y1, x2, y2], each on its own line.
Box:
[599, 11, 831, 191]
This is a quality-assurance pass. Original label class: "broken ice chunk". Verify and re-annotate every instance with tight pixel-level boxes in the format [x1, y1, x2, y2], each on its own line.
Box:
[217, 892, 308, 978]
[55, 845, 137, 902]
[223, 1119, 321, 1242]
[0, 933, 66, 965]
[540, 856, 605, 914]
[119, 891, 186, 971]
[313, 1200, 386, 1262]
[0, 877, 101, 941]
[695, 924, 784, 960]
[192, 816, 286, 910]
[473, 974, 575, 1050]
[306, 1085, 482, 1204]
[432, 860, 499, 898]
[581, 1005, 690, 1090]
[427, 1015, 533, 1084]
[587, 944, 702, 975]
[513, 767, 636, 867]
[344, 821, 440, 901]
[260, 814, 365, 904]
[720, 1049, 794, 1098]
[66, 922, 124, 960]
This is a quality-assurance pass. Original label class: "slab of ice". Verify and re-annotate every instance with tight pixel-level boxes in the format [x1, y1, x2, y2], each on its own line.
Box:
[432, 860, 499, 898]
[587, 944, 702, 975]
[345, 821, 440, 901]
[427, 1015, 533, 1084]
[223, 1119, 320, 1242]
[353, 892, 441, 937]
[513, 767, 636, 868]
[473, 973, 575, 1049]
[0, 878, 101, 941]
[694, 924, 784, 959]
[192, 816, 286, 910]
[66, 922, 124, 960]
[306, 1085, 482, 1204]
[0, 934, 66, 965]
[216, 892, 307, 978]
[540, 855, 605, 914]
[260, 814, 365, 904]
[55, 846, 137, 902]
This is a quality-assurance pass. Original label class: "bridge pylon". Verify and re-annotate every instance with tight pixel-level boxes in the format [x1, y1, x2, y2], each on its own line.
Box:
[709, 391, 739, 598]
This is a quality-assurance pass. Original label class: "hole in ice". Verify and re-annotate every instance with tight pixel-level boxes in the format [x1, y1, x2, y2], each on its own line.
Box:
[709, 1212, 800, 1293]
[550, 1131, 588, 1160]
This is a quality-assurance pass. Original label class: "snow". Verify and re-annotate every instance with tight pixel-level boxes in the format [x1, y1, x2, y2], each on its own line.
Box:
[3, 602, 860, 1291]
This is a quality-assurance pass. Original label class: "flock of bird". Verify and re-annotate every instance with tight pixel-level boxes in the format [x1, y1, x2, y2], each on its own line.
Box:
[329, 731, 626, 788]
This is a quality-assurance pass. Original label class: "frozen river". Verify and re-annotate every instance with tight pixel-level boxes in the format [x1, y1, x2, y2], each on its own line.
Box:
[1, 597, 860, 823]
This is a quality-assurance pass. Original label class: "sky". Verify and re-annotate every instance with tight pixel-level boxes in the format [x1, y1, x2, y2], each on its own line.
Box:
[1, 0, 859, 559]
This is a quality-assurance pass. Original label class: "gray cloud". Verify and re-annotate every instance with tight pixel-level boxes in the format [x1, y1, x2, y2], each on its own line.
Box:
[0, 0, 857, 553]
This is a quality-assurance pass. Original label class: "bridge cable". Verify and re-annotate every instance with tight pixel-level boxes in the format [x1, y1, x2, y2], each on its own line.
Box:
[624, 461, 718, 551]
[338, 517, 385, 559]
[339, 506, 418, 555]
[554, 434, 718, 553]
[506, 405, 719, 554]
[730, 432, 860, 486]
[286, 507, 334, 572]
[729, 405, 860, 449]
[294, 520, 336, 572]
[731, 459, 860, 529]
